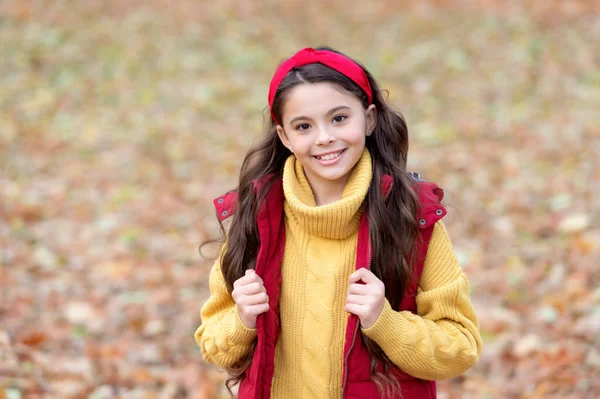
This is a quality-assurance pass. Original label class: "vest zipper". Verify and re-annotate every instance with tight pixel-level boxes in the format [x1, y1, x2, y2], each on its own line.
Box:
[342, 181, 390, 397]
[341, 320, 359, 398]
[341, 238, 373, 398]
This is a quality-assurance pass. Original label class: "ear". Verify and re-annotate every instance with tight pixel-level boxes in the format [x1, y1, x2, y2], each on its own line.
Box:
[276, 125, 293, 152]
[365, 104, 377, 135]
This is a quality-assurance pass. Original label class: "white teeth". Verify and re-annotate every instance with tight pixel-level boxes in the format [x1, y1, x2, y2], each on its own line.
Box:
[316, 151, 343, 161]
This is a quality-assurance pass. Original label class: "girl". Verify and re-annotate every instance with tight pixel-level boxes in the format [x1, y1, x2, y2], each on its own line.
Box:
[195, 47, 482, 399]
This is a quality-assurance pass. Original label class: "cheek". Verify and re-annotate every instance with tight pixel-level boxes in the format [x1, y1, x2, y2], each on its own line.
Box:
[289, 137, 312, 153]
[345, 129, 367, 144]
[343, 120, 368, 139]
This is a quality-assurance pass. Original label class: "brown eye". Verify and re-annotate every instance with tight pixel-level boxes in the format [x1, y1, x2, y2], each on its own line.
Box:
[296, 123, 310, 131]
[333, 115, 347, 123]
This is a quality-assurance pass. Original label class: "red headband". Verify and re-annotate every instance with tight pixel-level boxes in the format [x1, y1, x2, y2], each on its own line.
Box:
[268, 48, 373, 125]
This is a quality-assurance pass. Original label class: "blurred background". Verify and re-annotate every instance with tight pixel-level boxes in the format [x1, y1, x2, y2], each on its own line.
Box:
[1, 1, 599, 398]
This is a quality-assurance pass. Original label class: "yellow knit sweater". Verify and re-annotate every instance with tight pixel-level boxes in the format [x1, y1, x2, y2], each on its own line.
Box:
[195, 150, 482, 399]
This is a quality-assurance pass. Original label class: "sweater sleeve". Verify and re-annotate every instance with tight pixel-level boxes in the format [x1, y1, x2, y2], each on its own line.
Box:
[361, 221, 482, 381]
[194, 248, 257, 368]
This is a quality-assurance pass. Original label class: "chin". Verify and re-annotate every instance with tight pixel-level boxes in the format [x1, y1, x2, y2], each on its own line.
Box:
[312, 167, 352, 182]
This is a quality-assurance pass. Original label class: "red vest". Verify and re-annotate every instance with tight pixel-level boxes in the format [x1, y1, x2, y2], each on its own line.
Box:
[214, 175, 446, 399]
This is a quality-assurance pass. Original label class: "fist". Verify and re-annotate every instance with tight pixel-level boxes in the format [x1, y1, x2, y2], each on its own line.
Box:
[232, 269, 269, 329]
[345, 268, 385, 329]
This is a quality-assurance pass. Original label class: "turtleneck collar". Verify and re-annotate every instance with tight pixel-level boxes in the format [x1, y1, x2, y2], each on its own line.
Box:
[282, 149, 372, 239]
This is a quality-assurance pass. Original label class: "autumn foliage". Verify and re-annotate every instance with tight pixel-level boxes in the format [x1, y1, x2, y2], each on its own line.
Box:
[1, 1, 599, 398]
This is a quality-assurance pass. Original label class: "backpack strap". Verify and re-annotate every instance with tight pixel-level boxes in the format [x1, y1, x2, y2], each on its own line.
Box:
[213, 190, 238, 221]
[415, 180, 446, 229]
[413, 177, 446, 274]
[399, 175, 447, 310]
[213, 174, 278, 222]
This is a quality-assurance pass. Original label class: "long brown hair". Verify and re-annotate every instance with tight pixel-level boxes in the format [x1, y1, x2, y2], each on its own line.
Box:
[203, 46, 421, 397]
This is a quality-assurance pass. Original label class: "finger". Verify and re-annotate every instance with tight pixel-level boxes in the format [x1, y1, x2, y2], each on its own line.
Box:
[245, 269, 255, 277]
[344, 303, 365, 316]
[245, 302, 270, 317]
[238, 292, 269, 306]
[234, 274, 255, 289]
[348, 268, 371, 284]
[347, 283, 370, 295]
[246, 281, 266, 295]
[235, 282, 265, 297]
[346, 294, 367, 306]
[244, 271, 264, 285]
[233, 275, 243, 290]
[349, 268, 382, 286]
[235, 273, 264, 289]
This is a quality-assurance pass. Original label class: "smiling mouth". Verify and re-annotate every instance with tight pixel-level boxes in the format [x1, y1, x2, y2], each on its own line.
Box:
[314, 149, 346, 161]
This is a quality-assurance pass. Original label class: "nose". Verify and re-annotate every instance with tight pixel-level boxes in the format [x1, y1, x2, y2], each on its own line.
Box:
[315, 125, 336, 146]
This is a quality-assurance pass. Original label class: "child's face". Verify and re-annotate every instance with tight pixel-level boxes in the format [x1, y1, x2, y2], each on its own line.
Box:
[276, 82, 376, 191]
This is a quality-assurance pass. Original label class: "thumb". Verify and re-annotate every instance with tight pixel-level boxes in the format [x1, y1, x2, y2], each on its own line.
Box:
[245, 269, 256, 276]
[349, 268, 375, 284]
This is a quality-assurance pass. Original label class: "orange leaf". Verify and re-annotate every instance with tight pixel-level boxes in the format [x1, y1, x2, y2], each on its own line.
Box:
[18, 331, 47, 347]
[132, 367, 154, 384]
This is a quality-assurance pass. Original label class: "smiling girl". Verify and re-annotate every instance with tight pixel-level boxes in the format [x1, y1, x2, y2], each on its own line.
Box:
[195, 47, 482, 399]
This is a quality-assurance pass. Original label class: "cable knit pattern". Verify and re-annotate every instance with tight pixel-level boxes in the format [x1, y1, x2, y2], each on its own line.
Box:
[194, 151, 482, 397]
[361, 221, 482, 381]
[195, 247, 257, 368]
[271, 149, 372, 399]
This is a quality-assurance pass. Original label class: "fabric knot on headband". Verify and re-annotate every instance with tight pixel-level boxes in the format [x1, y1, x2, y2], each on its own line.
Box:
[268, 48, 373, 125]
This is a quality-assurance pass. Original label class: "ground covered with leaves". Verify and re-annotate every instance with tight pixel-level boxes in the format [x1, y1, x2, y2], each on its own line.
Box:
[1, 1, 599, 398]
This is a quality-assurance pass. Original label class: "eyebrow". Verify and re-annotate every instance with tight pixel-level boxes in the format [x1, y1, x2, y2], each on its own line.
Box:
[288, 105, 351, 126]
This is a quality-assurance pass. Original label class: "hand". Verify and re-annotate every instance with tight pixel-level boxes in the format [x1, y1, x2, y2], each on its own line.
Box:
[345, 268, 385, 329]
[232, 269, 269, 329]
